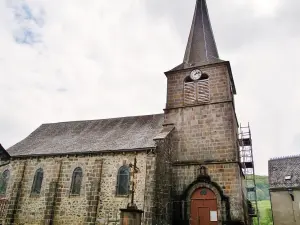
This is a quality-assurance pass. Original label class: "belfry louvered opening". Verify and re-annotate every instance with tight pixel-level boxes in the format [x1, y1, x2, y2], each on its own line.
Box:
[184, 74, 210, 105]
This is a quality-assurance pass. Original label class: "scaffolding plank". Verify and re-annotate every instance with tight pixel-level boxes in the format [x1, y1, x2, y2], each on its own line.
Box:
[240, 124, 260, 223]
[239, 138, 252, 146]
[247, 187, 256, 192]
[243, 162, 254, 168]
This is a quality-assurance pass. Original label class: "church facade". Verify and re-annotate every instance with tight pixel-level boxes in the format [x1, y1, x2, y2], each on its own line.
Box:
[0, 0, 251, 225]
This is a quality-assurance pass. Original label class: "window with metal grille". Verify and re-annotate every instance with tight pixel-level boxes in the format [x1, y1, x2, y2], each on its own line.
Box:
[116, 166, 130, 196]
[70, 167, 83, 195]
[31, 168, 43, 195]
[0, 170, 9, 195]
[184, 74, 210, 105]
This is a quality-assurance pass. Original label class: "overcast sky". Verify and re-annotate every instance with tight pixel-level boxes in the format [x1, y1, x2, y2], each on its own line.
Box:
[1, 0, 299, 175]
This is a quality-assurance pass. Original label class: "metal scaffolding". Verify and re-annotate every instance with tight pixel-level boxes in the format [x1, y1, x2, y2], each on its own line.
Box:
[239, 123, 260, 225]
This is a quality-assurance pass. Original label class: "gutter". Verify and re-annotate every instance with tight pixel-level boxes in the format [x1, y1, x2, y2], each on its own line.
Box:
[9, 147, 156, 159]
[269, 187, 300, 191]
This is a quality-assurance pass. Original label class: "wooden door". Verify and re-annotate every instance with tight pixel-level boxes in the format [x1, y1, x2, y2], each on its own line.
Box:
[190, 188, 218, 225]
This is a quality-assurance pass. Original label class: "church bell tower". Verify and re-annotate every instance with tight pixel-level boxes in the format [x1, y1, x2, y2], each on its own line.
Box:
[164, 0, 248, 224]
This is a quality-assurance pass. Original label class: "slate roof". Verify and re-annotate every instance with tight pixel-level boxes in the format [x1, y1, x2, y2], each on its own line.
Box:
[170, 0, 221, 72]
[164, 0, 237, 95]
[7, 114, 165, 157]
[0, 144, 10, 159]
[269, 155, 300, 189]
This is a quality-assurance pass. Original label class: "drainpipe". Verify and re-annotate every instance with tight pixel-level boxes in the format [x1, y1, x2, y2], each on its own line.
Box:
[287, 188, 296, 223]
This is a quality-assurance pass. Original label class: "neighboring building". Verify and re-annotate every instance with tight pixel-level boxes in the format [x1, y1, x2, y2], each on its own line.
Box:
[0, 144, 10, 165]
[0, 0, 252, 224]
[269, 155, 300, 225]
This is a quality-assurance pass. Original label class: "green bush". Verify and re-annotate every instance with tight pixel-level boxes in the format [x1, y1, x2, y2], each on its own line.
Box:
[253, 201, 273, 225]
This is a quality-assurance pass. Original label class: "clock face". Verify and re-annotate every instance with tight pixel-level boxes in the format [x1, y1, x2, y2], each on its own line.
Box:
[190, 69, 202, 80]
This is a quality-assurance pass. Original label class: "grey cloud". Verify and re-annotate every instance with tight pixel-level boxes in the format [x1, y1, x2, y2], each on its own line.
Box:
[144, 0, 300, 53]
[275, 0, 300, 36]
[292, 134, 300, 150]
[143, 0, 194, 42]
[1, 0, 299, 175]
[143, 0, 300, 174]
[56, 87, 68, 92]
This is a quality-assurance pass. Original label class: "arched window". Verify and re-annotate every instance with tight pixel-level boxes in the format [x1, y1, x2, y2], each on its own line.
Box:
[116, 166, 130, 196]
[70, 167, 83, 195]
[184, 72, 210, 105]
[0, 170, 10, 195]
[31, 168, 43, 194]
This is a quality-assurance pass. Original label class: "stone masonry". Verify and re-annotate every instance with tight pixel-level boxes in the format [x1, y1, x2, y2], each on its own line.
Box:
[164, 62, 248, 224]
[0, 152, 157, 225]
[1, 1, 252, 224]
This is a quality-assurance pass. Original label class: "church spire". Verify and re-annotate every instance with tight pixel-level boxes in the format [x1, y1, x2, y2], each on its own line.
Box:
[170, 0, 222, 71]
[184, 0, 220, 66]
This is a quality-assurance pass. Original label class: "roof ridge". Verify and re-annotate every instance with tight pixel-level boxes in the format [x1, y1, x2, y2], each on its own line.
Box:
[269, 154, 300, 161]
[41, 113, 164, 125]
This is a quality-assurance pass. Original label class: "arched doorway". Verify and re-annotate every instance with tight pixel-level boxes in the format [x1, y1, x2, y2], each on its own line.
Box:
[190, 188, 218, 225]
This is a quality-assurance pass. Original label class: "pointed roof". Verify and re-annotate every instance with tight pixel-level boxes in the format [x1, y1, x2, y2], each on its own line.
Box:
[170, 0, 223, 71]
[0, 144, 10, 159]
[269, 155, 300, 189]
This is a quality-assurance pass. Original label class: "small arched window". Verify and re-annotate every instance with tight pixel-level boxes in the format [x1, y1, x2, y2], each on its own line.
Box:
[31, 168, 43, 195]
[184, 72, 210, 105]
[0, 170, 10, 195]
[70, 167, 83, 195]
[116, 166, 130, 196]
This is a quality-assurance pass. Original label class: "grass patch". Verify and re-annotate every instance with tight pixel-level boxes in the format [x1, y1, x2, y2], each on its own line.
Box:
[253, 200, 273, 225]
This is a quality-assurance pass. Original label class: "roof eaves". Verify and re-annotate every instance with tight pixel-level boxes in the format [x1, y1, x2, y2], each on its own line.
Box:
[10, 147, 156, 159]
[153, 124, 175, 140]
[269, 155, 300, 161]
[270, 186, 300, 191]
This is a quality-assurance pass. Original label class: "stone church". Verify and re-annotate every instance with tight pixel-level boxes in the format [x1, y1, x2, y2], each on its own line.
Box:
[0, 0, 251, 224]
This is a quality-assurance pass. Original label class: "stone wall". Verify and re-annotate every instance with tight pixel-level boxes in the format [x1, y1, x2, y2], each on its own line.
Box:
[153, 130, 173, 225]
[143, 153, 156, 225]
[0, 151, 155, 225]
[165, 63, 247, 224]
[172, 163, 245, 222]
[165, 63, 233, 109]
[270, 190, 300, 225]
[4, 161, 26, 224]
[165, 63, 238, 163]
[165, 103, 238, 162]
